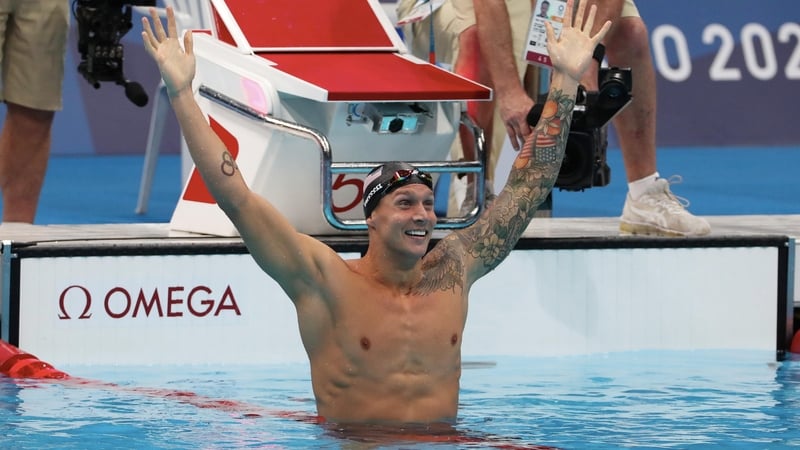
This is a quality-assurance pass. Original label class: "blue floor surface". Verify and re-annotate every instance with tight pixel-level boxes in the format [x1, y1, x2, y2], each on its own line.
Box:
[22, 145, 800, 225]
[550, 146, 800, 218]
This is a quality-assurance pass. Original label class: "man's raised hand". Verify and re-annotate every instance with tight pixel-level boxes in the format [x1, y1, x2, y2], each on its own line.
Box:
[545, 0, 611, 82]
[141, 7, 196, 98]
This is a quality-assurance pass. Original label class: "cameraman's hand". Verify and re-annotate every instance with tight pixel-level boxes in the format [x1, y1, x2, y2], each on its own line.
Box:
[497, 89, 534, 151]
[545, 0, 610, 83]
[141, 7, 195, 99]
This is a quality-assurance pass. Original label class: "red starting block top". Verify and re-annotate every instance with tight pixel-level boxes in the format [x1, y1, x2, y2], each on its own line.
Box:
[260, 52, 491, 102]
[213, 0, 399, 51]
[210, 0, 491, 102]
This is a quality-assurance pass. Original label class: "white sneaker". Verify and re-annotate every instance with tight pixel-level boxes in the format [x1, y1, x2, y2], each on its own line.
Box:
[620, 176, 711, 237]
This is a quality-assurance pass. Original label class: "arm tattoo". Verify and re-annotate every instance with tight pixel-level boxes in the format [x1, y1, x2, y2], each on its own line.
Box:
[220, 151, 238, 176]
[458, 88, 575, 274]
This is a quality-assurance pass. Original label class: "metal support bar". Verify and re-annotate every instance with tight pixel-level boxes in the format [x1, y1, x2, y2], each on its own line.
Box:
[199, 85, 487, 231]
[1, 240, 13, 342]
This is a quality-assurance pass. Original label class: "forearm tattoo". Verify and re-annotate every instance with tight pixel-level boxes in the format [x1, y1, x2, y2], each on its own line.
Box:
[459, 88, 575, 273]
[220, 151, 237, 176]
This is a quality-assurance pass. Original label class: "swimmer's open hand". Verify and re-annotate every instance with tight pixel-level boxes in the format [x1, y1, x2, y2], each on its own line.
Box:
[545, 0, 611, 82]
[141, 6, 195, 99]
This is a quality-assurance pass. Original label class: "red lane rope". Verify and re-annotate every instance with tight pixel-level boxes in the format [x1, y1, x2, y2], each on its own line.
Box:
[0, 338, 318, 421]
[0, 340, 69, 379]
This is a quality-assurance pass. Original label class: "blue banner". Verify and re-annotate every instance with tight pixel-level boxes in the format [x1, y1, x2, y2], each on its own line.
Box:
[636, 0, 800, 146]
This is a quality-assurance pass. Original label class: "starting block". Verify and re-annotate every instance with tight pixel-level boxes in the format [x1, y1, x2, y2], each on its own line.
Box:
[170, 0, 492, 236]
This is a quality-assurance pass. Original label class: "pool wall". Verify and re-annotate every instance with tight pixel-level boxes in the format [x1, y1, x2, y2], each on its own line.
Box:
[1, 230, 793, 366]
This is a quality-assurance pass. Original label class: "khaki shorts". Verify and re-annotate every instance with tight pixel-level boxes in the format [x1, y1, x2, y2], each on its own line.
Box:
[0, 0, 69, 111]
[397, 0, 532, 68]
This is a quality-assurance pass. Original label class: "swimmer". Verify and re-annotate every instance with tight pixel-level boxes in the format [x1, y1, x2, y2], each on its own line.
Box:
[141, 0, 609, 425]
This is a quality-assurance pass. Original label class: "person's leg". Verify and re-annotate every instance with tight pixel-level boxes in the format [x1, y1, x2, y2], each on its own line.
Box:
[452, 23, 496, 188]
[579, 0, 653, 182]
[582, 0, 709, 236]
[0, 0, 68, 223]
[0, 103, 54, 222]
[604, 16, 657, 184]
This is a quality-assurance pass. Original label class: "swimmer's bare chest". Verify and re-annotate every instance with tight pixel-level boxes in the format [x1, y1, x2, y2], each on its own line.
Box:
[335, 285, 465, 361]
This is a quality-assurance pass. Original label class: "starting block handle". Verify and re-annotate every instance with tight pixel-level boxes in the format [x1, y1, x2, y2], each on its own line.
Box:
[199, 85, 486, 231]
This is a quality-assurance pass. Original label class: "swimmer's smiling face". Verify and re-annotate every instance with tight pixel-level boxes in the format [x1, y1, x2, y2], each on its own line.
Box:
[367, 183, 436, 259]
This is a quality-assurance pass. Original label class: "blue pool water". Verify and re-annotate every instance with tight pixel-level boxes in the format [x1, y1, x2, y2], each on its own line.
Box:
[2, 350, 800, 449]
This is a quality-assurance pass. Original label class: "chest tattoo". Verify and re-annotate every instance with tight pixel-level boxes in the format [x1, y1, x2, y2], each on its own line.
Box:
[414, 245, 464, 295]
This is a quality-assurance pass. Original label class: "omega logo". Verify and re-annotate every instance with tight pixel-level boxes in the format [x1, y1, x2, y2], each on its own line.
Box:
[58, 284, 242, 320]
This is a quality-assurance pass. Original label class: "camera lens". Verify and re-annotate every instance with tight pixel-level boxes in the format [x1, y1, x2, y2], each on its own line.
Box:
[604, 83, 623, 99]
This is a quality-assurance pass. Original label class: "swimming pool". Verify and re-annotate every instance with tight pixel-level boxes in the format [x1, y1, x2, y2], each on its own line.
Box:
[2, 350, 800, 449]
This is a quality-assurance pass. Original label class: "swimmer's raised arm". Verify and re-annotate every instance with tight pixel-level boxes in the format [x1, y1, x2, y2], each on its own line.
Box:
[141, 7, 336, 300]
[441, 0, 610, 283]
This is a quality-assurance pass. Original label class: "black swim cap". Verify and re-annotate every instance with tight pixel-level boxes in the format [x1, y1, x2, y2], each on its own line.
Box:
[362, 162, 433, 218]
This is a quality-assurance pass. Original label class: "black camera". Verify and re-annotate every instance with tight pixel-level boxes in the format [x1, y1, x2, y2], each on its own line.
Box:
[72, 0, 156, 107]
[528, 67, 633, 191]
